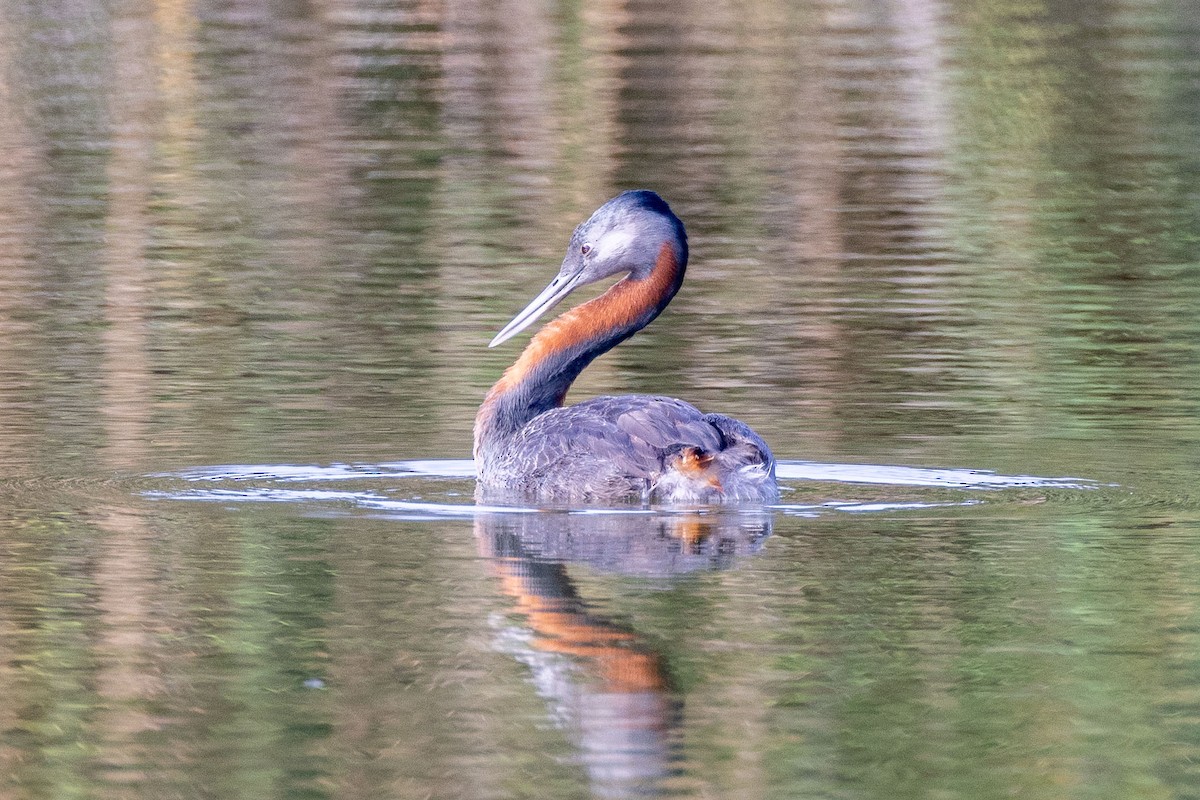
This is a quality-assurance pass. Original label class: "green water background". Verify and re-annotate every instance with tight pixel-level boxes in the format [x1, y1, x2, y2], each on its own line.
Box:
[1, 0, 1199, 797]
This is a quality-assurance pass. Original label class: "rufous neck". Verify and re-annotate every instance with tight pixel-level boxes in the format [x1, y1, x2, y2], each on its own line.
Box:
[474, 242, 685, 459]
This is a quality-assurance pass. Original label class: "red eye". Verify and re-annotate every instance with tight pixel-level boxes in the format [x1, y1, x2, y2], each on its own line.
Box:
[581, 243, 592, 255]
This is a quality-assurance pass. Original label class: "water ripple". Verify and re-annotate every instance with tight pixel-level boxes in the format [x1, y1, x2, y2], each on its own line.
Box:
[155, 459, 1100, 490]
[773, 461, 1101, 490]
[144, 459, 1101, 519]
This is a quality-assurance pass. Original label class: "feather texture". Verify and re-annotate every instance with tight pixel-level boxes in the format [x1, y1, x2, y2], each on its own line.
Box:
[481, 395, 777, 504]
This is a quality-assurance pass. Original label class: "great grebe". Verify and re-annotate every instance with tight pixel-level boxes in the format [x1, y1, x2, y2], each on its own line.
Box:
[474, 190, 777, 504]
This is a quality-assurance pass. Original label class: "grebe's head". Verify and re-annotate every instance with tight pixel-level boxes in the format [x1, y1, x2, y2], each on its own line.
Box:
[489, 190, 687, 348]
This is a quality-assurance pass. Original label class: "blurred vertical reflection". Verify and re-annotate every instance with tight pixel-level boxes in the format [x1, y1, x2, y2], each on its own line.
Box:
[0, 0, 44, 473]
[477, 511, 770, 797]
[93, 2, 164, 786]
[100, 0, 155, 471]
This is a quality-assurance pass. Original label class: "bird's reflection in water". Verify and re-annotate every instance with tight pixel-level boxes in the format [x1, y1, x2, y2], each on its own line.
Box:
[476, 510, 771, 798]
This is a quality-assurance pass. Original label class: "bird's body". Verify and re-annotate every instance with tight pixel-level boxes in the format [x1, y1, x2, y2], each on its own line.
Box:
[474, 190, 777, 505]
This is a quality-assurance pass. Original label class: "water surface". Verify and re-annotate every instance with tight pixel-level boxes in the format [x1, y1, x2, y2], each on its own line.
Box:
[2, 0, 1200, 798]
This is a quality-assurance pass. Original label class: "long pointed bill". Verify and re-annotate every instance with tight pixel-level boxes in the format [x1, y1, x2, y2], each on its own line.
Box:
[489, 272, 584, 348]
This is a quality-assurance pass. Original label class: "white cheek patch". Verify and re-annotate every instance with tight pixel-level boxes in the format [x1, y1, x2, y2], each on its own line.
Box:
[594, 229, 636, 259]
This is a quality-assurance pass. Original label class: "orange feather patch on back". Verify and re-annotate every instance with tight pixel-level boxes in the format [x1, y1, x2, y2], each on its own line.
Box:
[674, 446, 723, 490]
[489, 241, 683, 400]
